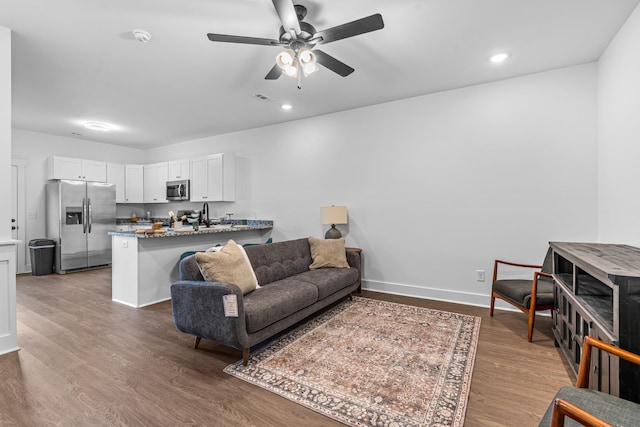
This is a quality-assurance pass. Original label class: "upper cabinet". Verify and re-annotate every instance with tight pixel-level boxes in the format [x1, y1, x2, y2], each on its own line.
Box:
[106, 163, 125, 203]
[168, 159, 190, 181]
[48, 156, 107, 182]
[190, 153, 235, 202]
[124, 165, 144, 203]
[143, 162, 169, 203]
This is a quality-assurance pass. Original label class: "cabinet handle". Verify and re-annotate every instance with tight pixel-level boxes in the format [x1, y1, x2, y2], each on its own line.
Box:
[593, 366, 598, 374]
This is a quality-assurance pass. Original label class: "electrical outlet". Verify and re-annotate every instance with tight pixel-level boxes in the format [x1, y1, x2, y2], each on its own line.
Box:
[476, 270, 485, 282]
[121, 240, 128, 248]
[27, 211, 37, 219]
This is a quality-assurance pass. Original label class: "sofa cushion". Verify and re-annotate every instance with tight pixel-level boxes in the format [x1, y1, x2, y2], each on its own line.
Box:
[308, 237, 349, 270]
[295, 268, 359, 300]
[243, 278, 319, 333]
[244, 238, 313, 286]
[195, 240, 259, 295]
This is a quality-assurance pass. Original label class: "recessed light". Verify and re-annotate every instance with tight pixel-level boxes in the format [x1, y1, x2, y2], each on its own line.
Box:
[490, 53, 510, 63]
[83, 121, 113, 131]
[281, 104, 292, 110]
[132, 29, 152, 43]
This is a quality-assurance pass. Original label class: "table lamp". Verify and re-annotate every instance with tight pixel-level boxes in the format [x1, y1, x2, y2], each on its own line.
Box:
[321, 205, 348, 239]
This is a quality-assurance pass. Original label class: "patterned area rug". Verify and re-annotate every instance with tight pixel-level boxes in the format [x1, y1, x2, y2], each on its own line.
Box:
[225, 297, 481, 427]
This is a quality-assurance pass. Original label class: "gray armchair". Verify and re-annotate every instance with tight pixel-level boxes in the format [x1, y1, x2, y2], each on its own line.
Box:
[539, 336, 640, 426]
[489, 248, 554, 341]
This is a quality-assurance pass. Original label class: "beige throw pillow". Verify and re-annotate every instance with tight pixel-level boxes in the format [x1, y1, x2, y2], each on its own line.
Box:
[308, 237, 349, 270]
[195, 240, 259, 294]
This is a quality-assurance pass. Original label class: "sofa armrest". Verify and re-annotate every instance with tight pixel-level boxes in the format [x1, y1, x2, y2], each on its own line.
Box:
[346, 250, 361, 272]
[170, 280, 250, 350]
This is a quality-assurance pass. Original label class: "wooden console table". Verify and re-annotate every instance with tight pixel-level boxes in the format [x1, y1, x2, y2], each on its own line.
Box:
[550, 242, 640, 403]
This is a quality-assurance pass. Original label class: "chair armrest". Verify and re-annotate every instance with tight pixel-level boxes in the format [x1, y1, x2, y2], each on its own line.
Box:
[170, 280, 250, 350]
[577, 336, 640, 388]
[551, 398, 613, 427]
[493, 259, 543, 282]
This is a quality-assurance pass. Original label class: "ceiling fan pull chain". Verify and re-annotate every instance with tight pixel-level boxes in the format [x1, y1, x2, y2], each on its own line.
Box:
[297, 69, 303, 90]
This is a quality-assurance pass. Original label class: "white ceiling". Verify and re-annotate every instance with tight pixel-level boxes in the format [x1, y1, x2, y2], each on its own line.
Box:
[1, 0, 639, 149]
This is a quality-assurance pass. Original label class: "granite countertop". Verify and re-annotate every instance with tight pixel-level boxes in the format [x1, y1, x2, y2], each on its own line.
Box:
[108, 220, 273, 238]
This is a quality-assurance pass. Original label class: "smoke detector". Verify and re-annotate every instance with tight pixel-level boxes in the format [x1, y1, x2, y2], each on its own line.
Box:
[132, 29, 152, 43]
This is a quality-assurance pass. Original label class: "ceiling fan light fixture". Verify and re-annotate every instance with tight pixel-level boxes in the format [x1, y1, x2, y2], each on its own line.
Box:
[298, 48, 318, 76]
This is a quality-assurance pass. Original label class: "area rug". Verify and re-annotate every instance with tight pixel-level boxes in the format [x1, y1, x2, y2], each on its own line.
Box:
[224, 297, 481, 426]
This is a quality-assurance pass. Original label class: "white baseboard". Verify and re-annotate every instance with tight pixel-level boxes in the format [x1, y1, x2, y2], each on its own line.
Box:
[362, 278, 534, 314]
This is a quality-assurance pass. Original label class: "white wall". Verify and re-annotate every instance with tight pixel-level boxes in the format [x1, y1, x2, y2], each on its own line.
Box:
[11, 128, 145, 271]
[146, 64, 599, 306]
[598, 5, 640, 245]
[0, 26, 10, 241]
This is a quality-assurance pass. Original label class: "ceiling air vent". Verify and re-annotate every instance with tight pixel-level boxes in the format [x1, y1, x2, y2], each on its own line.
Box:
[252, 93, 272, 102]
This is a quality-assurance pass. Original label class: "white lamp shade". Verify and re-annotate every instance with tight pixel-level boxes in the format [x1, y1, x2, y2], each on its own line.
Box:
[321, 206, 348, 225]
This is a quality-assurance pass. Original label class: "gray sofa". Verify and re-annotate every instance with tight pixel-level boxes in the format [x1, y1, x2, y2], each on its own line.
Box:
[170, 238, 361, 365]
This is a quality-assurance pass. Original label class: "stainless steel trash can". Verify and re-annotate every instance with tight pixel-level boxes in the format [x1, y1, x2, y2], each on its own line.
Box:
[28, 239, 56, 276]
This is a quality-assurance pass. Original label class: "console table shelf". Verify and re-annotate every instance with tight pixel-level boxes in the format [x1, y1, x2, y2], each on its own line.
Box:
[550, 242, 640, 403]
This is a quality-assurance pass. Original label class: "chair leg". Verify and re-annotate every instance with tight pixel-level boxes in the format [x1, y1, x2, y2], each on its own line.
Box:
[490, 292, 496, 317]
[242, 348, 250, 366]
[194, 336, 201, 349]
[527, 309, 536, 342]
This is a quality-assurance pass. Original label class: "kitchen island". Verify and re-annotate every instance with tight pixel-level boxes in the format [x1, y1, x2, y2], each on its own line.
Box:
[109, 220, 272, 308]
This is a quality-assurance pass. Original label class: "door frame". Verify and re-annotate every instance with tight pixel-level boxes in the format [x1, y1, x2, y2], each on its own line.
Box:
[11, 159, 27, 273]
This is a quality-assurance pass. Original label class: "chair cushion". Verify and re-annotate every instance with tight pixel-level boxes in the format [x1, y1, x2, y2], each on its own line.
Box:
[492, 278, 554, 309]
[538, 386, 640, 426]
[243, 278, 318, 334]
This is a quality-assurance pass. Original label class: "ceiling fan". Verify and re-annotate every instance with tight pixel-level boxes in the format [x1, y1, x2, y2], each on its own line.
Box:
[206, 0, 384, 87]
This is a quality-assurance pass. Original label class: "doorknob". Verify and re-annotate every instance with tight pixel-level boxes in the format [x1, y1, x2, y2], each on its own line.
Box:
[12, 226, 17, 230]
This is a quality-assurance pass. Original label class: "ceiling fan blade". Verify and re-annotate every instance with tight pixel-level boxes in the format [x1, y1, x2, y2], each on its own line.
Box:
[265, 64, 282, 80]
[207, 33, 281, 46]
[313, 50, 354, 77]
[313, 14, 384, 45]
[272, 0, 301, 35]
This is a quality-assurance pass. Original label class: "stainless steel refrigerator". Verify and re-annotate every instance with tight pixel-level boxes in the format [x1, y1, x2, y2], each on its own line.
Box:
[46, 180, 116, 274]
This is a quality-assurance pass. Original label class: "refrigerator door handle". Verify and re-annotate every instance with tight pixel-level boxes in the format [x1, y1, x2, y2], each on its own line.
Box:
[82, 198, 88, 234]
[88, 198, 92, 233]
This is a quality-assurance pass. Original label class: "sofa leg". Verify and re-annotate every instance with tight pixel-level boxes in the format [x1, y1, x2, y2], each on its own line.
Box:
[194, 336, 201, 349]
[243, 348, 250, 366]
[349, 293, 353, 301]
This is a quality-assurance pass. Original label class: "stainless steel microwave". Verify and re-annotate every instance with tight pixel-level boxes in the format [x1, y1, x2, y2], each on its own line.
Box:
[166, 180, 190, 201]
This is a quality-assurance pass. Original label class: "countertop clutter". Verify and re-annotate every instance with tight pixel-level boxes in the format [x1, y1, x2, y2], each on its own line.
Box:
[109, 220, 273, 238]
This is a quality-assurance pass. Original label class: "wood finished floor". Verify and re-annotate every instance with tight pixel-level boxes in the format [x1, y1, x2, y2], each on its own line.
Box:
[0, 269, 574, 426]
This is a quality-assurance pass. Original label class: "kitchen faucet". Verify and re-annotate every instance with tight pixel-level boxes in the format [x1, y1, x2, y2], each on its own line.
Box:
[202, 202, 209, 226]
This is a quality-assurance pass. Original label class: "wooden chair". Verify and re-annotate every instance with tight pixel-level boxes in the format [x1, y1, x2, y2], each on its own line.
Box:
[539, 336, 640, 426]
[489, 248, 554, 341]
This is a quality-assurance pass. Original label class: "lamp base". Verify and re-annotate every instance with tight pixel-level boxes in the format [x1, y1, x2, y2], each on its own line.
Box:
[325, 225, 342, 239]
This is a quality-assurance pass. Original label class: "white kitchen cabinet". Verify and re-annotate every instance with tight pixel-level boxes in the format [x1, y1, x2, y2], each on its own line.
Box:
[190, 153, 235, 202]
[124, 165, 144, 203]
[143, 162, 169, 203]
[168, 159, 190, 181]
[106, 163, 125, 203]
[48, 156, 107, 181]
